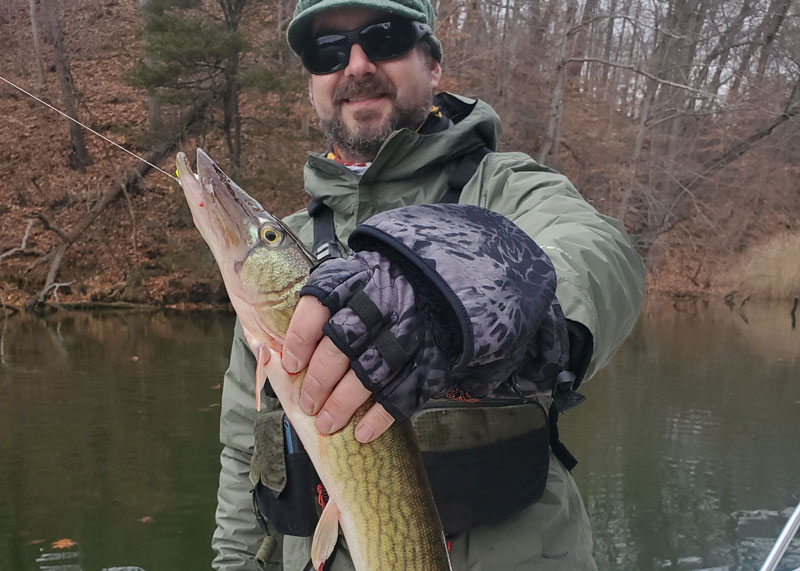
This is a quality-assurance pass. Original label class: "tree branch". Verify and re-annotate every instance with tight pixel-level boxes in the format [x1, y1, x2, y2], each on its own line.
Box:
[568, 13, 687, 39]
[0, 220, 38, 262]
[565, 57, 718, 99]
[28, 212, 69, 242]
[691, 99, 799, 186]
[26, 243, 69, 311]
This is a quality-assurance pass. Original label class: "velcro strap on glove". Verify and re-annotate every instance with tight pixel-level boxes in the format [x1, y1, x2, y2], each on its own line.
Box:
[301, 252, 450, 418]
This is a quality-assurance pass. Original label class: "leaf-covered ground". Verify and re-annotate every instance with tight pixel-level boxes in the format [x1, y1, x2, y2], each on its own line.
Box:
[1, 0, 798, 313]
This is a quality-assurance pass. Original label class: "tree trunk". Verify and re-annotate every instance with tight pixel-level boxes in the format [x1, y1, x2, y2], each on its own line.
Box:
[28, 0, 45, 88]
[222, 62, 241, 173]
[217, 0, 245, 172]
[623, 0, 641, 116]
[42, 0, 91, 171]
[727, 0, 792, 101]
[695, 0, 752, 106]
[567, 0, 598, 80]
[601, 0, 619, 101]
[662, 0, 707, 170]
[754, 0, 793, 84]
[537, 0, 577, 166]
[138, 0, 162, 131]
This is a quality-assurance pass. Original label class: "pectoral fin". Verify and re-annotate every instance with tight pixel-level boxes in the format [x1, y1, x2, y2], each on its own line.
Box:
[311, 498, 340, 570]
[241, 328, 271, 411]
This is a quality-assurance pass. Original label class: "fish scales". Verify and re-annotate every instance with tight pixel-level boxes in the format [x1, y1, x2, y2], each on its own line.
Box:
[176, 149, 451, 571]
[322, 403, 445, 569]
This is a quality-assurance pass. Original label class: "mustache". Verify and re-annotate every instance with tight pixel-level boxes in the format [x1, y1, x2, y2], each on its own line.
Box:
[333, 76, 397, 104]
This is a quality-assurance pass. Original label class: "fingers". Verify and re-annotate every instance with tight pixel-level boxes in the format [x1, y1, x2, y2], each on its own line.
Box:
[314, 369, 371, 434]
[283, 296, 330, 373]
[313, 370, 395, 444]
[354, 402, 395, 443]
[300, 335, 350, 415]
[283, 294, 395, 443]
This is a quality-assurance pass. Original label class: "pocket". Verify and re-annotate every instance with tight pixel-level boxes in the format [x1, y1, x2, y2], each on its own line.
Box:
[250, 412, 322, 537]
[414, 402, 551, 535]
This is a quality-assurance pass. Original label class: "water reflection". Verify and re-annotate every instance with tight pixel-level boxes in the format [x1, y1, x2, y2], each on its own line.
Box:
[0, 301, 798, 571]
[562, 298, 800, 570]
[0, 310, 235, 571]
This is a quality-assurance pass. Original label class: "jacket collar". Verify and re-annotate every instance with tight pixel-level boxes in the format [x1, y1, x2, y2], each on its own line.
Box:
[302, 93, 500, 227]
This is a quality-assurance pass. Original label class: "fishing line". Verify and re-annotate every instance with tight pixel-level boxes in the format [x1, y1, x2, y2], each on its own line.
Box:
[0, 74, 179, 183]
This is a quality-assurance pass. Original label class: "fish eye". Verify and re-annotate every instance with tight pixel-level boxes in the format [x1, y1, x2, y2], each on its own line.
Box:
[260, 226, 282, 246]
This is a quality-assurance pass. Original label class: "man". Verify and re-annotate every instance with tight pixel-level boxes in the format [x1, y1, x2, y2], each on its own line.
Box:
[212, 0, 646, 569]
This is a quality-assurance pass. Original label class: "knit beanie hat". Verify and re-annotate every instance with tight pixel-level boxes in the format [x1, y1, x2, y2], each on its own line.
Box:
[287, 0, 443, 62]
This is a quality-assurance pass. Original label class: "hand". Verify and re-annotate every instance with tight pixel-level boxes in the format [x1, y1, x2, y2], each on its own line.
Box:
[292, 203, 568, 414]
[282, 296, 395, 443]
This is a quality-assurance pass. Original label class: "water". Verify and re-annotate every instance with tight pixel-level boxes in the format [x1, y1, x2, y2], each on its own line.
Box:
[0, 311, 235, 571]
[562, 299, 800, 571]
[0, 300, 798, 571]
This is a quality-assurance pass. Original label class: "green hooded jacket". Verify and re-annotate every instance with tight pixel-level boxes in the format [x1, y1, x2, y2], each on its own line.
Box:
[211, 93, 645, 571]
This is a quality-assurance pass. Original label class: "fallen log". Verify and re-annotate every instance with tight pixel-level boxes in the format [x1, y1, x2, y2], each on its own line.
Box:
[24, 103, 209, 313]
[0, 219, 37, 262]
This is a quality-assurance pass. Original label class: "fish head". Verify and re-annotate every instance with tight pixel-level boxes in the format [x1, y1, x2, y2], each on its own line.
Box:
[176, 149, 315, 351]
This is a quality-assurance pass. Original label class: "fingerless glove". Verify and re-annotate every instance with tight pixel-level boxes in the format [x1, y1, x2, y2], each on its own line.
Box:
[300, 203, 569, 418]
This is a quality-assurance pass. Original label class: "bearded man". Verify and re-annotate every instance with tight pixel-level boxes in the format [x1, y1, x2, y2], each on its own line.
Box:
[211, 0, 646, 569]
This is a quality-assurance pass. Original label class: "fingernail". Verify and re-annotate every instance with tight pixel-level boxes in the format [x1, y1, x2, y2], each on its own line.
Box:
[316, 411, 333, 434]
[354, 424, 374, 443]
[282, 351, 299, 373]
[300, 392, 315, 415]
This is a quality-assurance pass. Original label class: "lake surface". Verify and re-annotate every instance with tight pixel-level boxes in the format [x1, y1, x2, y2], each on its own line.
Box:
[1, 300, 798, 570]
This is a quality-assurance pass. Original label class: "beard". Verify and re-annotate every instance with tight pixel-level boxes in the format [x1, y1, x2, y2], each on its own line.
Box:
[318, 75, 432, 160]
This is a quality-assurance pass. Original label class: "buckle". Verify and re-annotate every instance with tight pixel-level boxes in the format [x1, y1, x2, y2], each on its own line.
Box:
[554, 370, 576, 394]
[314, 242, 341, 263]
[552, 370, 585, 413]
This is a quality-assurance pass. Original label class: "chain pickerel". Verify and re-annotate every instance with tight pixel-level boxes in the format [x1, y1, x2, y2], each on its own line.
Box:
[177, 149, 451, 571]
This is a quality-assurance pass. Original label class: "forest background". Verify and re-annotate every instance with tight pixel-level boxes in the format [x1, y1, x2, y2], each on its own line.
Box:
[0, 0, 798, 314]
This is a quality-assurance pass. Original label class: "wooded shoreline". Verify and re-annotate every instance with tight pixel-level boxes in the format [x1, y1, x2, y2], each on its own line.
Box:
[1, 0, 798, 316]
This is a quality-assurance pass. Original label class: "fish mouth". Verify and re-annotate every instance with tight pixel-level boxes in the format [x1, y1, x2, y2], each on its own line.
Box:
[177, 149, 271, 260]
[195, 149, 266, 240]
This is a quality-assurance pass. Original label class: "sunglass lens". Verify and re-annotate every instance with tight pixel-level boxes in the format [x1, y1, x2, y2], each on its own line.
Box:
[304, 35, 349, 74]
[360, 20, 415, 61]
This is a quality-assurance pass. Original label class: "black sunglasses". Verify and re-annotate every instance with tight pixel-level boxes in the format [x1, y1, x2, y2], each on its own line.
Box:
[302, 19, 433, 75]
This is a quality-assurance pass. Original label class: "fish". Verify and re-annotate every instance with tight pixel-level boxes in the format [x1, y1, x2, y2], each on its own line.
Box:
[176, 149, 452, 571]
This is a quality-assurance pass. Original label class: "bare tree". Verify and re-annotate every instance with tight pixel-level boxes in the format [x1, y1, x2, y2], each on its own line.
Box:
[728, 0, 794, 100]
[41, 0, 91, 171]
[138, 0, 162, 131]
[28, 0, 45, 88]
[537, 0, 577, 166]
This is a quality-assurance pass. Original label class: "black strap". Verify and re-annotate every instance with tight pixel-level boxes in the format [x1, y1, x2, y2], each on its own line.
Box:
[549, 371, 585, 471]
[440, 146, 492, 204]
[308, 145, 491, 258]
[308, 197, 341, 263]
[548, 402, 578, 471]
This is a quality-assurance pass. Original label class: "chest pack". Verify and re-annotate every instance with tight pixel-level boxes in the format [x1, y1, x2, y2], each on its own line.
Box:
[251, 145, 581, 541]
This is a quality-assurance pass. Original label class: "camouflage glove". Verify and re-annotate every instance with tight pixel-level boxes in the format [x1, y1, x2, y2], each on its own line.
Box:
[300, 204, 569, 419]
